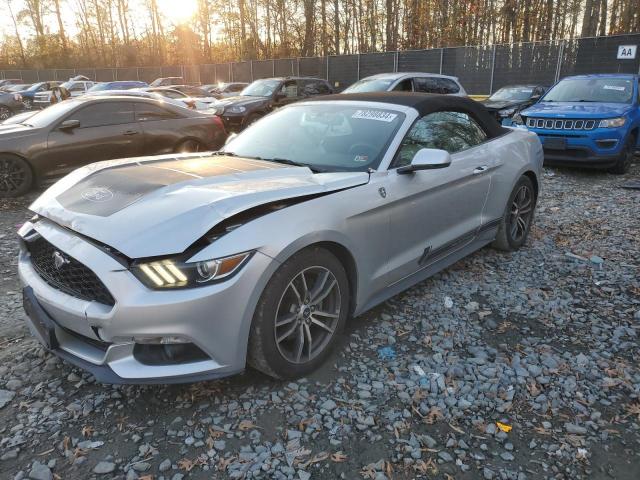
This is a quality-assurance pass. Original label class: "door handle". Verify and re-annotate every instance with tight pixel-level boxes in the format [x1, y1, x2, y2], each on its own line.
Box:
[473, 165, 489, 174]
[123, 130, 139, 136]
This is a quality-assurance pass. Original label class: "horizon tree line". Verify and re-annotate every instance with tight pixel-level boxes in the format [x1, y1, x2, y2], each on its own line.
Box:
[0, 0, 638, 69]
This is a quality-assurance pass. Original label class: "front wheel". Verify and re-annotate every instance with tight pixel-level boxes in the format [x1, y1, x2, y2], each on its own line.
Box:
[0, 154, 34, 198]
[608, 133, 636, 175]
[0, 106, 12, 121]
[23, 99, 33, 110]
[492, 175, 536, 251]
[248, 247, 349, 379]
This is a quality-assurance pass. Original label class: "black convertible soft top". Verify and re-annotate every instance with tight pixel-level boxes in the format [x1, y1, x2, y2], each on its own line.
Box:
[312, 92, 507, 138]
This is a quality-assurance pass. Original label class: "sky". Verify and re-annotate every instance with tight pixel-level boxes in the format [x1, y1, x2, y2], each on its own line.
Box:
[1, 0, 202, 41]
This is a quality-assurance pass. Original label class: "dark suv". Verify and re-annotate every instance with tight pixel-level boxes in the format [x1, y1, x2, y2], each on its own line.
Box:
[209, 77, 334, 131]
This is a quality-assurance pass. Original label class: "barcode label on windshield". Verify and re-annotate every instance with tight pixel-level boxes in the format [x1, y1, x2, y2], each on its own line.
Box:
[603, 85, 626, 91]
[352, 110, 398, 122]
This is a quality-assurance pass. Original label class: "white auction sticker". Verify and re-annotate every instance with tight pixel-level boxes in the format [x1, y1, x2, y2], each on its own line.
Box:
[603, 85, 626, 91]
[352, 110, 398, 122]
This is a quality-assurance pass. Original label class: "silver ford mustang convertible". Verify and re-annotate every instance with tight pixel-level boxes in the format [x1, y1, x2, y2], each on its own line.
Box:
[18, 93, 543, 383]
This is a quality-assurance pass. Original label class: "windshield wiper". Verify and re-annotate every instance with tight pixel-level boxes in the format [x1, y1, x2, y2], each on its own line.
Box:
[263, 157, 324, 173]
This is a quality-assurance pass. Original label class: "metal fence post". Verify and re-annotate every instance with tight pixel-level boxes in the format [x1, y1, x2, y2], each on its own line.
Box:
[326, 56, 329, 80]
[296, 57, 300, 76]
[272, 59, 275, 76]
[555, 40, 565, 83]
[394, 51, 399, 72]
[229, 63, 233, 82]
[136, 67, 140, 81]
[250, 60, 254, 81]
[357, 54, 361, 80]
[439, 48, 444, 74]
[489, 44, 497, 94]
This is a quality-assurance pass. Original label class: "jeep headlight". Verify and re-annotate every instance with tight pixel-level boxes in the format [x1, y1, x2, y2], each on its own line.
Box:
[226, 105, 246, 114]
[132, 252, 252, 289]
[498, 108, 516, 117]
[511, 113, 524, 125]
[598, 117, 625, 128]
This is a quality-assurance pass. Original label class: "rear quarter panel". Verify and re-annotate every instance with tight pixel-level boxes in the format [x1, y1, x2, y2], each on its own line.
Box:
[483, 128, 543, 223]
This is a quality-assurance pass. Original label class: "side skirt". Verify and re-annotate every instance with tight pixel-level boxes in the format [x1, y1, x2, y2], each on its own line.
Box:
[355, 234, 496, 316]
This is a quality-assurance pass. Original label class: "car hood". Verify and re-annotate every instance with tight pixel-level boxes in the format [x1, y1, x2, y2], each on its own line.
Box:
[0, 123, 38, 138]
[521, 102, 632, 118]
[482, 99, 526, 111]
[213, 95, 269, 108]
[30, 154, 369, 259]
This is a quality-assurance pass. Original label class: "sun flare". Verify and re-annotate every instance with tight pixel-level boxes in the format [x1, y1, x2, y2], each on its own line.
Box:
[156, 0, 199, 24]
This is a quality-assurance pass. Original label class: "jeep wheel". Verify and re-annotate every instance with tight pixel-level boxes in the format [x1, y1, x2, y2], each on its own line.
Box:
[609, 133, 636, 175]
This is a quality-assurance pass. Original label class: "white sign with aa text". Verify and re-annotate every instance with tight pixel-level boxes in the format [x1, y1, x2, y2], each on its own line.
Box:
[617, 45, 637, 60]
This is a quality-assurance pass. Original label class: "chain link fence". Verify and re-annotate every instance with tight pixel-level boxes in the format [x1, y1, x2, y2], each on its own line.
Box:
[2, 33, 638, 95]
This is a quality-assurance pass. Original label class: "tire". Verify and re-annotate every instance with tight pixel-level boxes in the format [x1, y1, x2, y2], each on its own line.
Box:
[608, 133, 636, 175]
[243, 113, 261, 129]
[0, 106, 12, 121]
[174, 139, 203, 153]
[492, 175, 536, 252]
[247, 247, 349, 379]
[0, 154, 34, 198]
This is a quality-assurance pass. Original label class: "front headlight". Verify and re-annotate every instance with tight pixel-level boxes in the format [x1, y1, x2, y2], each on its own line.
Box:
[498, 108, 516, 117]
[598, 117, 626, 128]
[132, 251, 252, 289]
[512, 113, 524, 125]
[226, 105, 246, 114]
[13, 93, 22, 102]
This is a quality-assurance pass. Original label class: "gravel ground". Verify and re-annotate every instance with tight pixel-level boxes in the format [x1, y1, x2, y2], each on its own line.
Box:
[1, 164, 639, 480]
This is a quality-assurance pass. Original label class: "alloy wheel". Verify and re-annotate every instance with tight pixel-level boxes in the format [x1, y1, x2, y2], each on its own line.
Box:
[508, 184, 534, 242]
[0, 157, 28, 195]
[177, 139, 201, 153]
[274, 266, 341, 364]
[0, 106, 11, 121]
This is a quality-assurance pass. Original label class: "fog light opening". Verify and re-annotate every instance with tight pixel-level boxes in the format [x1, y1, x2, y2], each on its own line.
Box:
[133, 341, 209, 366]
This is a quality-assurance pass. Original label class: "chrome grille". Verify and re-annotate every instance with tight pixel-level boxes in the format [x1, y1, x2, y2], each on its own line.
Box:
[526, 117, 597, 130]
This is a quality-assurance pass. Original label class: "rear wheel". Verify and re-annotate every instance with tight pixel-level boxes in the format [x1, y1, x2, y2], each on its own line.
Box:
[0, 154, 33, 198]
[248, 247, 349, 379]
[608, 133, 636, 175]
[174, 139, 203, 153]
[492, 176, 536, 251]
[0, 106, 12, 121]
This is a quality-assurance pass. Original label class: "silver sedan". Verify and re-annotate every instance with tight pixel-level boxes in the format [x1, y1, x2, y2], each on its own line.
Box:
[18, 93, 543, 383]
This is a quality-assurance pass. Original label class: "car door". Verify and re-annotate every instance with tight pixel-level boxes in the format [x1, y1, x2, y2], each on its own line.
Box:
[44, 101, 142, 173]
[383, 111, 493, 285]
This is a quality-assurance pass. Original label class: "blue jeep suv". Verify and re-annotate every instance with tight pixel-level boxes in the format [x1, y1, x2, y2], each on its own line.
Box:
[516, 74, 639, 174]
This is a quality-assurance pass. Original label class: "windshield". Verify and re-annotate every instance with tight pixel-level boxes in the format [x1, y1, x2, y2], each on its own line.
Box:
[343, 78, 395, 93]
[25, 83, 45, 92]
[543, 77, 633, 103]
[23, 100, 81, 128]
[241, 79, 281, 97]
[489, 87, 533, 102]
[222, 103, 405, 172]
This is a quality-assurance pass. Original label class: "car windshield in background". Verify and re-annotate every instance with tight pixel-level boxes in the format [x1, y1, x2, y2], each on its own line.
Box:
[542, 78, 633, 103]
[489, 87, 533, 101]
[343, 78, 395, 93]
[222, 103, 405, 172]
[241, 79, 281, 97]
[21, 100, 80, 128]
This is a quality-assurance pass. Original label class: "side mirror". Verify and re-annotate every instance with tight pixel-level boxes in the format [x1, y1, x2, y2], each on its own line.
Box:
[58, 119, 80, 131]
[397, 148, 451, 174]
